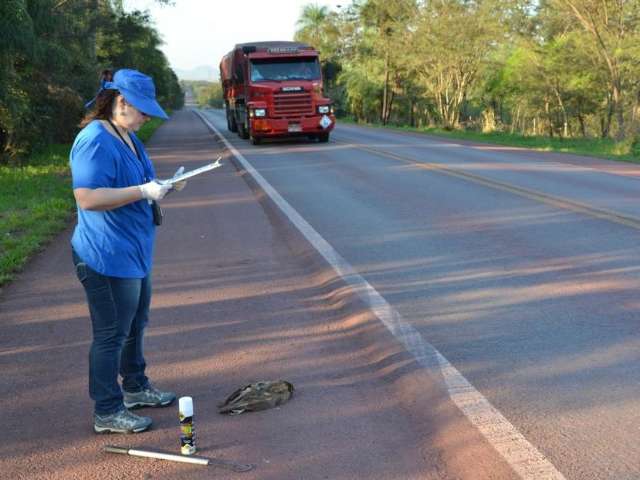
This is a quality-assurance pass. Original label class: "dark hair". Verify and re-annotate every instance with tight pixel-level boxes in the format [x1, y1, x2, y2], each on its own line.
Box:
[101, 69, 113, 83]
[79, 70, 119, 127]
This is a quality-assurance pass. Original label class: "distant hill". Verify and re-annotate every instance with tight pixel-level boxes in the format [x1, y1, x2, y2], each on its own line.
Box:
[173, 65, 218, 82]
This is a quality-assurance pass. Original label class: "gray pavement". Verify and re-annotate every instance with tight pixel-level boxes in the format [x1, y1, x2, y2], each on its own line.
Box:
[0, 110, 516, 480]
[200, 109, 640, 480]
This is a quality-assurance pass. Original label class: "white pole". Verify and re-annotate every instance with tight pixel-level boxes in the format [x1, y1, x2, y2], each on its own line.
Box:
[104, 445, 209, 466]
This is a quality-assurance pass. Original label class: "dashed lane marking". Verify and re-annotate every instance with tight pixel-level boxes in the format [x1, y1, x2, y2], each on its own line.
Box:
[194, 109, 567, 480]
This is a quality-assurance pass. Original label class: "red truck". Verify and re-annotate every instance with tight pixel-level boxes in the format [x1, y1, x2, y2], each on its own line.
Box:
[220, 41, 335, 145]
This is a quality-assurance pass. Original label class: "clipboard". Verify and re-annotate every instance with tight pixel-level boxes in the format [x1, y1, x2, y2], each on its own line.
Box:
[159, 156, 223, 185]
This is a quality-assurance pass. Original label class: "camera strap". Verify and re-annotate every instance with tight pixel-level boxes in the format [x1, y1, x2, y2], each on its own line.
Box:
[107, 119, 141, 162]
[106, 119, 162, 226]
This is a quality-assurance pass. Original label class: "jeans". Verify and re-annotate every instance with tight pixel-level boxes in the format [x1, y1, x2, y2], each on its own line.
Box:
[72, 249, 151, 415]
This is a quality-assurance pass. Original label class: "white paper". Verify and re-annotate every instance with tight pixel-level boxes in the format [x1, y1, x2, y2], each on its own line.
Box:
[159, 156, 222, 185]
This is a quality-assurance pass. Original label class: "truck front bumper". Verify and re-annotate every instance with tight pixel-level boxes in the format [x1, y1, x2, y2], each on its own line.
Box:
[249, 115, 336, 137]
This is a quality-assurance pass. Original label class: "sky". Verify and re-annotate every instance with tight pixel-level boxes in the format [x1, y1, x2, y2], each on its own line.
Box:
[124, 0, 347, 79]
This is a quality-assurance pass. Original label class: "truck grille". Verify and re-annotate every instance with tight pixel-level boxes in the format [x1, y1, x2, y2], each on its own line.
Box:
[272, 92, 313, 117]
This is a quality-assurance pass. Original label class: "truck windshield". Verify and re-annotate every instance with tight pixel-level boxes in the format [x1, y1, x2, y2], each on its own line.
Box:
[250, 58, 320, 82]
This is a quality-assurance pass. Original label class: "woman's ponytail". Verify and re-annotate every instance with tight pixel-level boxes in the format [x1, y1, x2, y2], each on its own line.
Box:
[79, 69, 119, 127]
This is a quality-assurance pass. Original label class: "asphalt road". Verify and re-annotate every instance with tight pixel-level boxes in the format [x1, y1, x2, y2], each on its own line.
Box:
[2, 109, 520, 480]
[201, 108, 640, 480]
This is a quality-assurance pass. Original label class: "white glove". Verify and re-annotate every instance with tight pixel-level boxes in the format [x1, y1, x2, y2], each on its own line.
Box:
[139, 180, 171, 201]
[171, 166, 187, 192]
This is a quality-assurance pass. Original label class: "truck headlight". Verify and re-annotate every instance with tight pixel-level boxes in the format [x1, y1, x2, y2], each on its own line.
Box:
[254, 108, 266, 117]
[318, 105, 330, 114]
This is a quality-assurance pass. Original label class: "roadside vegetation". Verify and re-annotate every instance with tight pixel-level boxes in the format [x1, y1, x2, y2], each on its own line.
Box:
[0, 144, 73, 286]
[0, 1, 181, 287]
[0, 118, 164, 288]
[1, 0, 183, 165]
[295, 1, 640, 160]
[181, 81, 224, 108]
[341, 118, 640, 163]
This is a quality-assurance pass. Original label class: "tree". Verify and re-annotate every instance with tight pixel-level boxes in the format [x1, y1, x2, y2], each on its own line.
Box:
[0, 0, 35, 157]
[295, 3, 344, 93]
[338, 59, 383, 122]
[181, 80, 223, 108]
[292, 0, 639, 151]
[358, 0, 417, 124]
[549, 0, 640, 140]
[0, 0, 97, 159]
[295, 4, 330, 50]
[0, 0, 183, 163]
[411, 0, 507, 129]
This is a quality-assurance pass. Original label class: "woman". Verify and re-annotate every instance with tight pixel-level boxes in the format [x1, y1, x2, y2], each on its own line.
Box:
[71, 69, 185, 434]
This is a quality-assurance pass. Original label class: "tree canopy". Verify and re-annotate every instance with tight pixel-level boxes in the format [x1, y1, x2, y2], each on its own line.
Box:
[295, 0, 640, 147]
[0, 0, 183, 163]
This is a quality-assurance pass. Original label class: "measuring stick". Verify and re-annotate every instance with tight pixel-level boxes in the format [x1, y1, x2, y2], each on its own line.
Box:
[105, 445, 209, 465]
[104, 445, 255, 472]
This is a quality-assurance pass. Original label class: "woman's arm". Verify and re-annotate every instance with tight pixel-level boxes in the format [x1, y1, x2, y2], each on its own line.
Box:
[74, 180, 171, 211]
[73, 186, 143, 211]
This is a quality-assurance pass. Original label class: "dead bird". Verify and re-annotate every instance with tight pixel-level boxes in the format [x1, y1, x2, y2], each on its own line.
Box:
[218, 380, 294, 415]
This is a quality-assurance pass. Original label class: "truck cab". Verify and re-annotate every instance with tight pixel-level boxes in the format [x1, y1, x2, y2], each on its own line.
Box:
[220, 41, 335, 144]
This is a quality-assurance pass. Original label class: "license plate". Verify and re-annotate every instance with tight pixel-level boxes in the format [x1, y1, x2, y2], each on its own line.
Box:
[288, 124, 302, 132]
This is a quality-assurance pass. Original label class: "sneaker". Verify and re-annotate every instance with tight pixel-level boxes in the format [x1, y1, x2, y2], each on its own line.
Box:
[94, 408, 152, 434]
[123, 384, 176, 409]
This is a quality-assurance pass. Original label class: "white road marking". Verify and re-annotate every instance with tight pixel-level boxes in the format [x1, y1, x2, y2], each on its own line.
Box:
[194, 109, 567, 480]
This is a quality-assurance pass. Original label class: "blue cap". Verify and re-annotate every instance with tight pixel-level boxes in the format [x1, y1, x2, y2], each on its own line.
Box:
[85, 69, 169, 120]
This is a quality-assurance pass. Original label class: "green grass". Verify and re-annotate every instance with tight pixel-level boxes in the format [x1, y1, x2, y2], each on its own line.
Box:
[136, 117, 164, 143]
[0, 117, 166, 288]
[339, 117, 640, 163]
[0, 144, 74, 286]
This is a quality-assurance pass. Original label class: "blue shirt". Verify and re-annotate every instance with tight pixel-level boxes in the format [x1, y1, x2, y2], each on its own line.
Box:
[70, 120, 156, 278]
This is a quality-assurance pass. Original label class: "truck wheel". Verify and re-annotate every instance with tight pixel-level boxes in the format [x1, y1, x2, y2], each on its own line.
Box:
[318, 132, 330, 143]
[237, 119, 246, 139]
[239, 115, 250, 139]
[238, 117, 249, 140]
[226, 108, 237, 132]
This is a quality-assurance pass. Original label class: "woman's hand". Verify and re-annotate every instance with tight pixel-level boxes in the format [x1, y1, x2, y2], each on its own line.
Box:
[170, 166, 187, 193]
[139, 180, 171, 201]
